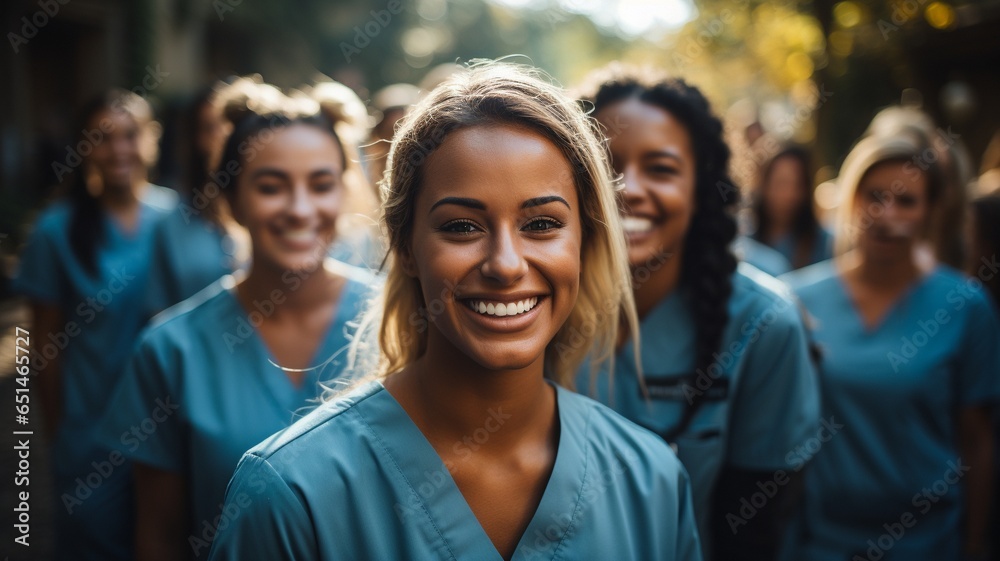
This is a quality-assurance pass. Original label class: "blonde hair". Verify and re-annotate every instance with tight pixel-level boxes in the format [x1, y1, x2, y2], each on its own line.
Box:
[355, 61, 638, 387]
[833, 131, 943, 256]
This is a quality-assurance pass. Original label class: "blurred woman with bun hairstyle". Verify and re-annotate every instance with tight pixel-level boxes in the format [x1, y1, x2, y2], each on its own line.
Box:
[98, 76, 377, 560]
[10, 88, 175, 561]
[780, 131, 999, 561]
[208, 61, 702, 561]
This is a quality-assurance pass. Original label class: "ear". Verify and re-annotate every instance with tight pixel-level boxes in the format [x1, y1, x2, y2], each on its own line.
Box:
[396, 242, 419, 278]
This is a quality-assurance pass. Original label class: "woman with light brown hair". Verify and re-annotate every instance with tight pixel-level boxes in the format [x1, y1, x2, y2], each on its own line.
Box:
[780, 131, 999, 561]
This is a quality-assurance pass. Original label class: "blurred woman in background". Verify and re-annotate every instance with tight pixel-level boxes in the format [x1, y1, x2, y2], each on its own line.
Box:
[575, 65, 819, 561]
[145, 79, 240, 317]
[751, 145, 833, 270]
[98, 77, 376, 560]
[11, 88, 176, 561]
[780, 132, 998, 561]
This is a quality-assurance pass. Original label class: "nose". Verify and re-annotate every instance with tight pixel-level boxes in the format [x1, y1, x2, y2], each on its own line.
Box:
[287, 183, 313, 221]
[480, 226, 528, 284]
[619, 164, 644, 207]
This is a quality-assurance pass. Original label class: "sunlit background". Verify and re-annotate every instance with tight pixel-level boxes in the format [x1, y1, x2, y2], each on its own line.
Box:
[2, 0, 1000, 242]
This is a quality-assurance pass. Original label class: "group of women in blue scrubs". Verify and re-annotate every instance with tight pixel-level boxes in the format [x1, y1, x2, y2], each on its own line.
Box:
[779, 131, 1000, 560]
[207, 62, 703, 561]
[12, 60, 998, 561]
[573, 66, 820, 560]
[12, 89, 177, 560]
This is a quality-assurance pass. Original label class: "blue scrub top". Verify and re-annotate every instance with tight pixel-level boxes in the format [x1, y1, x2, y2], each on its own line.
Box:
[146, 202, 238, 316]
[98, 262, 375, 559]
[733, 236, 792, 277]
[10, 184, 176, 561]
[780, 260, 1000, 561]
[770, 226, 834, 269]
[207, 380, 703, 561]
[576, 263, 820, 554]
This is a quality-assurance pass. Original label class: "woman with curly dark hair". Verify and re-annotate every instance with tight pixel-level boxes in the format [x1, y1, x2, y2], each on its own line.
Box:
[751, 145, 833, 270]
[575, 64, 820, 561]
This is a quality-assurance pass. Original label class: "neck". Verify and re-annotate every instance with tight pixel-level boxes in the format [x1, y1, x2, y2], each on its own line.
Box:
[764, 218, 791, 242]
[391, 331, 555, 454]
[632, 245, 683, 319]
[844, 247, 923, 290]
[100, 183, 142, 211]
[238, 258, 339, 315]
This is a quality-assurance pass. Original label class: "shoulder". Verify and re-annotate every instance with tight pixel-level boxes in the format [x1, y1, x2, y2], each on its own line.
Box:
[728, 263, 801, 328]
[141, 277, 237, 349]
[779, 259, 838, 298]
[925, 266, 998, 315]
[247, 380, 385, 465]
[140, 183, 179, 214]
[559, 387, 685, 483]
[27, 201, 73, 239]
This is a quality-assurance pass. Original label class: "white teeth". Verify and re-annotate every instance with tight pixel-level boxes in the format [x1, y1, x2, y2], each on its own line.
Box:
[621, 216, 653, 234]
[282, 229, 315, 243]
[468, 297, 539, 317]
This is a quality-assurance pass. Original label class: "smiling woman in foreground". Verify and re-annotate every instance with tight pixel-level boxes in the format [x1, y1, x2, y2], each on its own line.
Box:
[207, 62, 703, 561]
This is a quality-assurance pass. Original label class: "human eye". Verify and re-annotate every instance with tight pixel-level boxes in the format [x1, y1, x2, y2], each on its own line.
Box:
[438, 219, 481, 235]
[256, 183, 282, 195]
[523, 217, 564, 232]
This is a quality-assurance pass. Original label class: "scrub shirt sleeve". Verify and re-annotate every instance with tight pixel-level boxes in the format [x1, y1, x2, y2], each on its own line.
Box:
[207, 454, 317, 561]
[727, 302, 820, 470]
[676, 466, 704, 561]
[98, 331, 186, 472]
[956, 291, 1000, 405]
[11, 217, 65, 304]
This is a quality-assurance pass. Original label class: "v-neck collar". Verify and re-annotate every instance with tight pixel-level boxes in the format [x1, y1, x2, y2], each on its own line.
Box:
[359, 381, 590, 561]
[222, 278, 359, 402]
[834, 267, 938, 334]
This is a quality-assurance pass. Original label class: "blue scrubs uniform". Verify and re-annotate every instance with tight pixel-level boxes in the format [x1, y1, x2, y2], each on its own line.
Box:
[10, 185, 176, 561]
[576, 263, 820, 556]
[207, 381, 703, 561]
[733, 236, 792, 277]
[146, 202, 237, 316]
[780, 261, 1000, 561]
[770, 226, 834, 269]
[98, 262, 374, 559]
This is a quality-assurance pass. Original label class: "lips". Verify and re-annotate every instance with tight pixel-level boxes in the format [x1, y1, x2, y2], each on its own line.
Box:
[280, 228, 317, 244]
[466, 296, 539, 317]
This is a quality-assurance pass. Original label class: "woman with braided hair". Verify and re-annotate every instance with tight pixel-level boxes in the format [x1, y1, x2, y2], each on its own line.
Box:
[97, 76, 377, 560]
[574, 64, 820, 561]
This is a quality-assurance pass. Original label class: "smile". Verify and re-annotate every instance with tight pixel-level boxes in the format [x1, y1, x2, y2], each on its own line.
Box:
[465, 297, 539, 317]
[621, 216, 654, 234]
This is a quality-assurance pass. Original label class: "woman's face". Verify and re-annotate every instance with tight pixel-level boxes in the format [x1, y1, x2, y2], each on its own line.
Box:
[764, 155, 807, 224]
[404, 124, 582, 372]
[88, 108, 146, 194]
[852, 160, 930, 262]
[595, 98, 696, 269]
[232, 123, 344, 273]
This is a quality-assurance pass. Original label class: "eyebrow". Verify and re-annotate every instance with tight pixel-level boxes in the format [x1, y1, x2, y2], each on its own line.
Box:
[645, 149, 683, 162]
[522, 196, 570, 209]
[429, 195, 571, 212]
[249, 167, 339, 181]
[430, 197, 487, 212]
